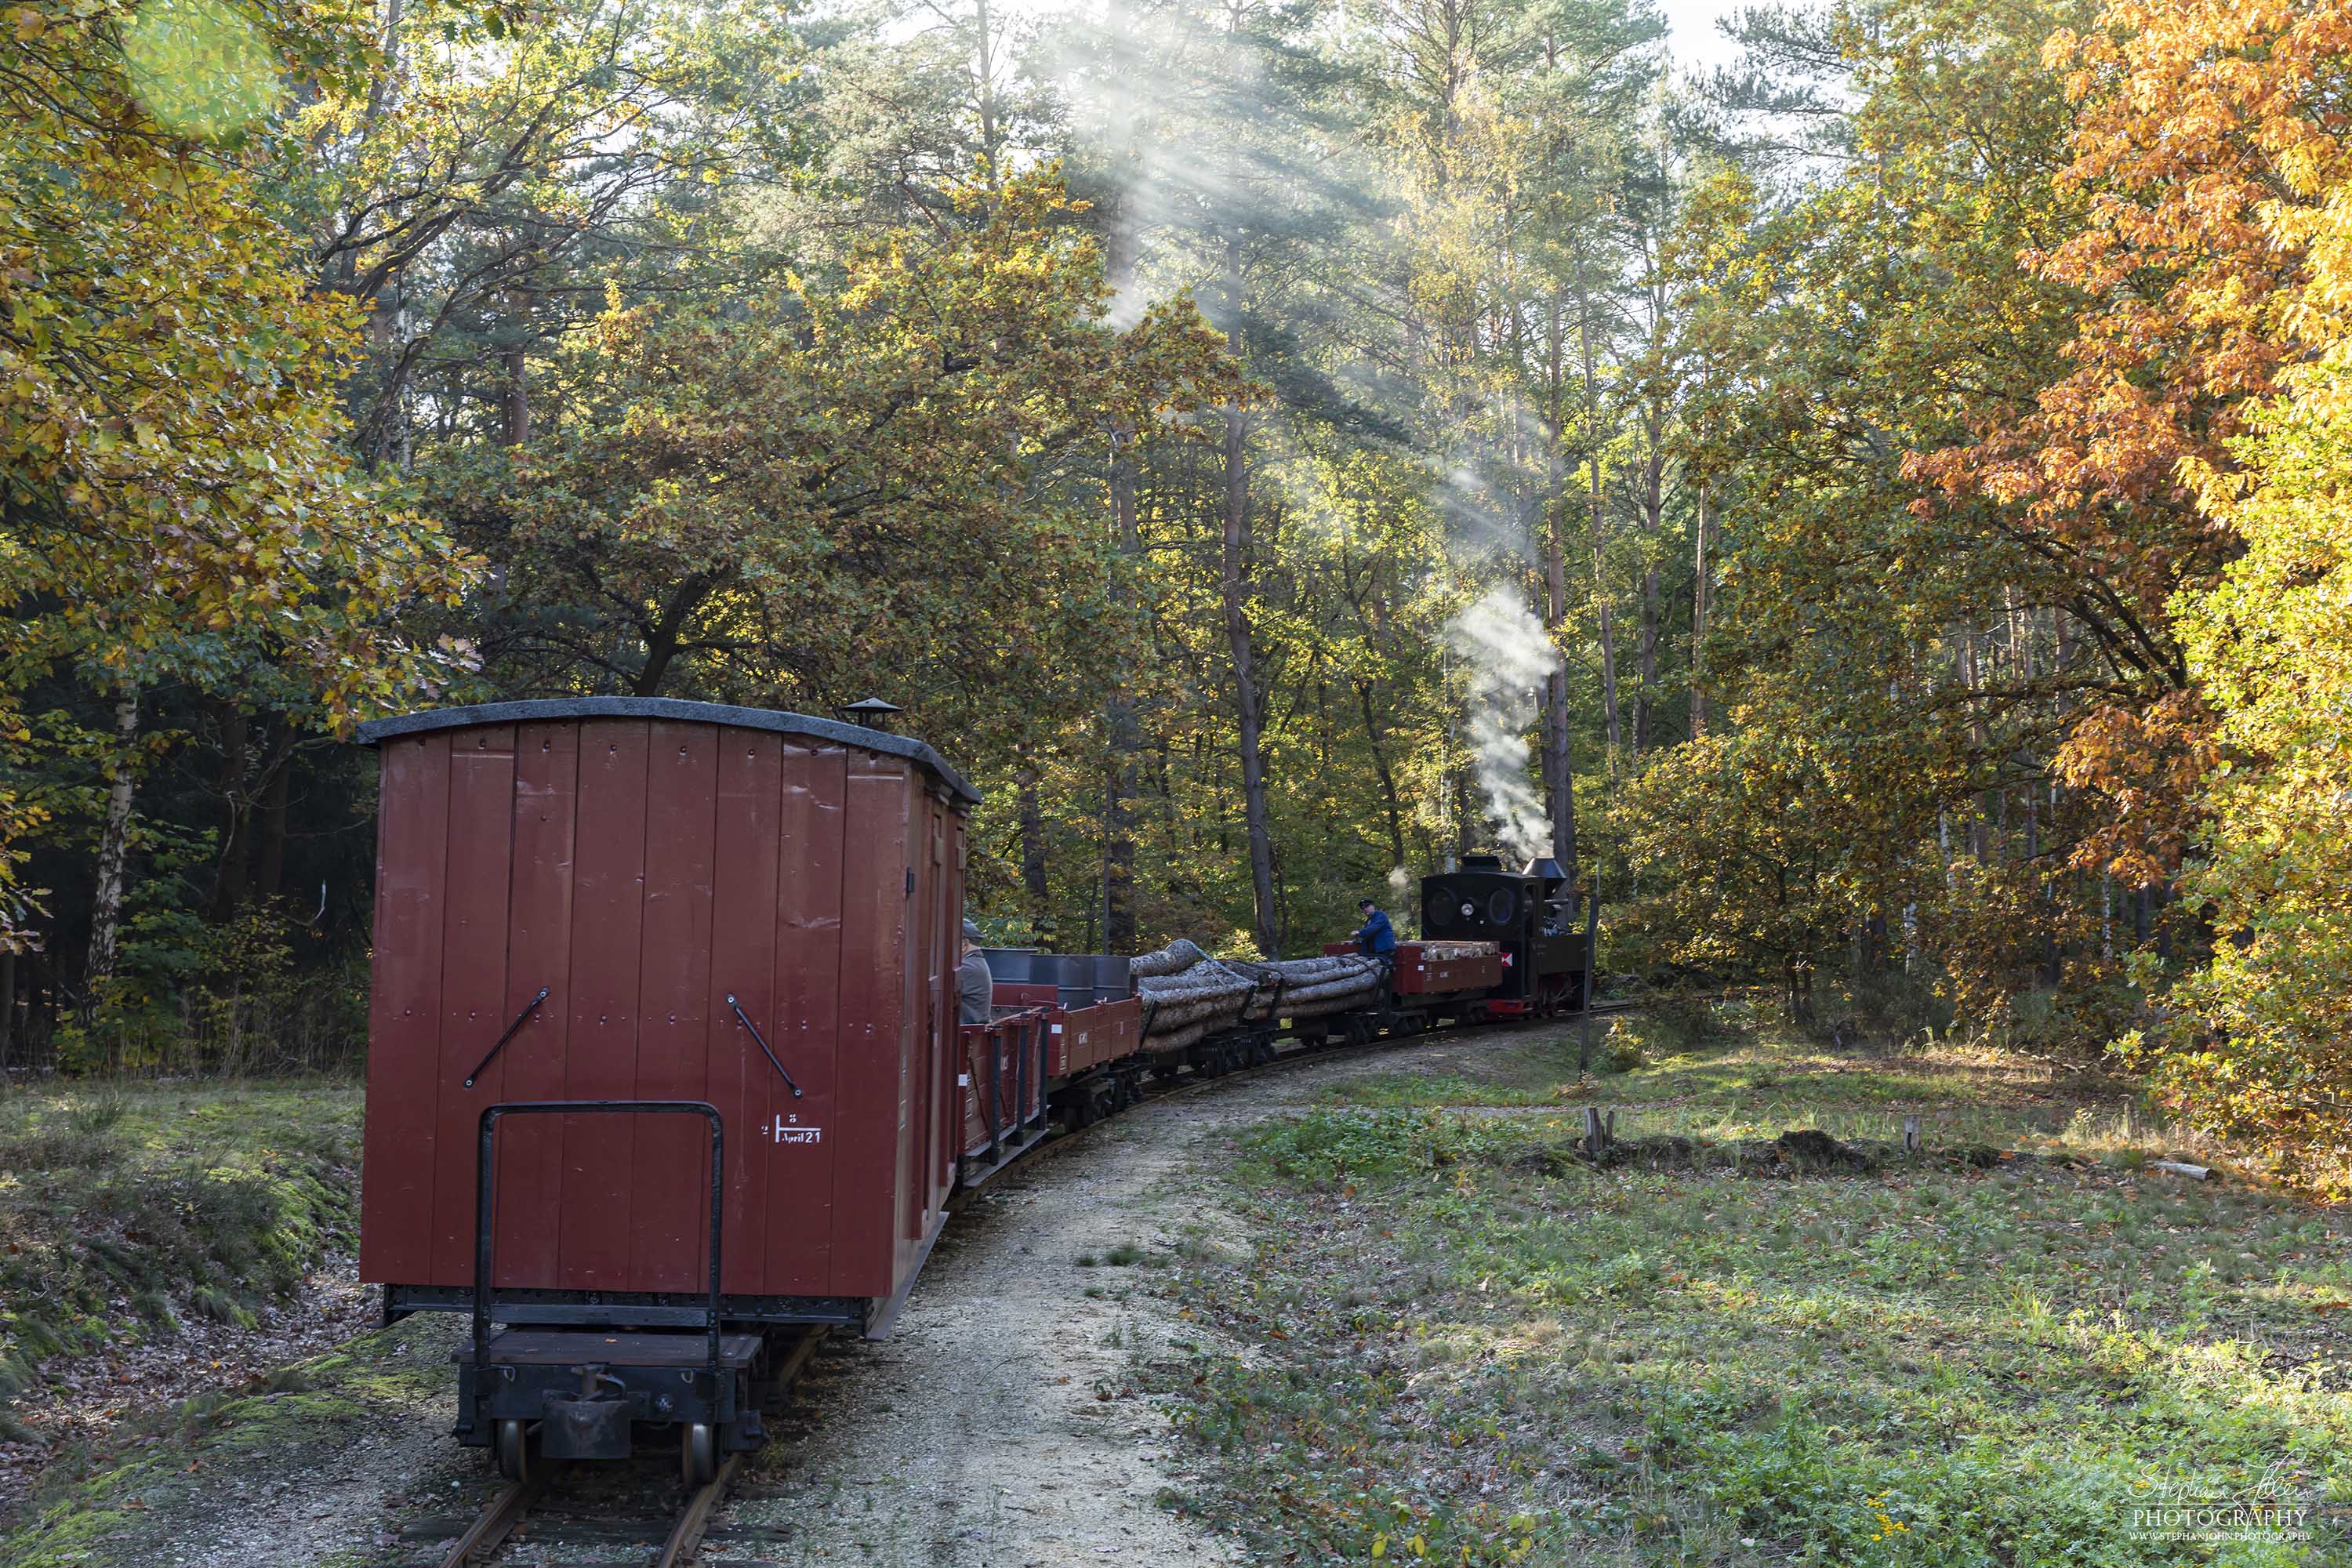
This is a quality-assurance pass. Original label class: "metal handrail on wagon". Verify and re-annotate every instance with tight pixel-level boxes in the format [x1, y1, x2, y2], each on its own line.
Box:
[472, 1100, 727, 1383]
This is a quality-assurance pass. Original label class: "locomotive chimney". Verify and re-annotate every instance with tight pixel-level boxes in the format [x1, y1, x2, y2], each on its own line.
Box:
[1522, 857, 1567, 893]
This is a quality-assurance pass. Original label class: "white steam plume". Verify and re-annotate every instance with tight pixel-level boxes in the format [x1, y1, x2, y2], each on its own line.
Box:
[1443, 586, 1559, 864]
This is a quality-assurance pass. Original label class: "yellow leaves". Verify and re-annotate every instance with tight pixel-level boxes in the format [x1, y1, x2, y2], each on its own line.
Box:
[122, 0, 287, 138]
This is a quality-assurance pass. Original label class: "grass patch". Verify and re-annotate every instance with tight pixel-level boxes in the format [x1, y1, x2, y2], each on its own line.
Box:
[1158, 1020, 2350, 1564]
[0, 1081, 363, 1414]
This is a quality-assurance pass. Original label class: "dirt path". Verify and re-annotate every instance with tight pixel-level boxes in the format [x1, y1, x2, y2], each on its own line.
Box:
[706, 1038, 1482, 1567]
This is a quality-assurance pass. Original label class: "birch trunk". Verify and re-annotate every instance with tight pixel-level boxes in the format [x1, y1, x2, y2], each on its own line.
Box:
[87, 685, 140, 989]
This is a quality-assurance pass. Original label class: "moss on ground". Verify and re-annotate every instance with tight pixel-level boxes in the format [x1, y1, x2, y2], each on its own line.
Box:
[0, 1313, 451, 1567]
[0, 1081, 363, 1424]
[1161, 1016, 2351, 1566]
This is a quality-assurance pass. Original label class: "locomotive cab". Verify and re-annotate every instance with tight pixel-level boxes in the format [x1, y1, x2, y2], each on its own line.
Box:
[1418, 854, 1586, 1015]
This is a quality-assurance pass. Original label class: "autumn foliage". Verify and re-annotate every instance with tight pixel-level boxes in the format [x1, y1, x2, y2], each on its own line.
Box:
[1630, 0, 2352, 1191]
[0, 0, 477, 952]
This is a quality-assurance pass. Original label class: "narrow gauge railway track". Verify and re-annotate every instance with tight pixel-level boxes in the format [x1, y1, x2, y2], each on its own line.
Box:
[412, 1327, 831, 1568]
[1137, 996, 1644, 1106]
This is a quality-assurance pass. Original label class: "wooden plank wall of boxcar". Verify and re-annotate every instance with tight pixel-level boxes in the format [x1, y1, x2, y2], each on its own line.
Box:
[494, 721, 579, 1287]
[834, 753, 909, 1298]
[358, 731, 451, 1283]
[710, 729, 783, 1298]
[769, 738, 846, 1296]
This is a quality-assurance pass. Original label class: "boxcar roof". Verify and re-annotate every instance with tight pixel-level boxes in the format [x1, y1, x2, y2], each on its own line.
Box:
[355, 697, 982, 806]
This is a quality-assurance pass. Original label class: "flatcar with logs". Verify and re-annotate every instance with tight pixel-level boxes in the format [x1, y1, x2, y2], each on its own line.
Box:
[354, 698, 1588, 1482]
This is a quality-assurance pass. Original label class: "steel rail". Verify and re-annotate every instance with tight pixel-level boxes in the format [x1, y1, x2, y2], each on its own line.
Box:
[433, 1468, 551, 1567]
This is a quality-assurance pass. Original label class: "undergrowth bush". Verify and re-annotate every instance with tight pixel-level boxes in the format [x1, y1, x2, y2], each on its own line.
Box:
[1642, 988, 1721, 1050]
[1242, 1109, 1523, 1185]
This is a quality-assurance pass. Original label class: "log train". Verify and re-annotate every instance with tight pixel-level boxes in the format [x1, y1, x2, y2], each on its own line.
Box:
[355, 699, 1588, 1483]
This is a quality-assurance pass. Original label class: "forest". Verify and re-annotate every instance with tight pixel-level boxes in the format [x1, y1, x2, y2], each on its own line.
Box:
[1, 0, 2347, 1195]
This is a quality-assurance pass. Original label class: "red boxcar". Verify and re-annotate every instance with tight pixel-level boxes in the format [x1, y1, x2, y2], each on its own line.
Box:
[358, 698, 979, 1345]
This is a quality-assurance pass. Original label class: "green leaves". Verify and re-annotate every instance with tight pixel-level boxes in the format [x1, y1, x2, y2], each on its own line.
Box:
[456, 171, 1236, 749]
[0, 0, 482, 946]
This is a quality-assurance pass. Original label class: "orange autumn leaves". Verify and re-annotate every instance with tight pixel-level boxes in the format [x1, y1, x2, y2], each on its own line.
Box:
[1910, 0, 2350, 894]
[1932, 0, 2352, 1189]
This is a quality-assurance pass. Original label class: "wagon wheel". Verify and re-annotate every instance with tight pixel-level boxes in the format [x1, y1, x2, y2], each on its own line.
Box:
[682, 1421, 718, 1487]
[495, 1418, 530, 1483]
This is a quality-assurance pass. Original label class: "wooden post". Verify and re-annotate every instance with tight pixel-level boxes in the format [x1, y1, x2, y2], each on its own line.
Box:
[1583, 1105, 1606, 1159]
[1903, 1116, 1921, 1156]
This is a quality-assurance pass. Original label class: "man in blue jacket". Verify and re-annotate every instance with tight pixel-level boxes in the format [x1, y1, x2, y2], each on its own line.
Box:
[1352, 899, 1397, 957]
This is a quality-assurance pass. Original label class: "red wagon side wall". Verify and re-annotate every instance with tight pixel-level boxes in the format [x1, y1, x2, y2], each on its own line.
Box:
[358, 706, 973, 1316]
[1321, 940, 1503, 996]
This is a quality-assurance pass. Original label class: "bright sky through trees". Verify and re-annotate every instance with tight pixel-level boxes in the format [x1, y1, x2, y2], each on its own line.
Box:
[1655, 0, 1747, 71]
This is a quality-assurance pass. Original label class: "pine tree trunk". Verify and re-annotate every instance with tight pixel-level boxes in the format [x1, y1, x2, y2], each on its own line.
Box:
[212, 701, 252, 916]
[1575, 292, 1620, 759]
[1690, 480, 1711, 739]
[1636, 439, 1662, 756]
[499, 285, 531, 448]
[256, 730, 296, 905]
[501, 342, 528, 446]
[1357, 684, 1407, 871]
[1101, 205, 1140, 956]
[1018, 764, 1048, 911]
[1638, 562, 1659, 756]
[1543, 488, 1577, 881]
[1541, 302, 1578, 884]
[1591, 459, 1620, 757]
[1221, 240, 1278, 958]
[87, 684, 140, 993]
[1960, 632, 1991, 861]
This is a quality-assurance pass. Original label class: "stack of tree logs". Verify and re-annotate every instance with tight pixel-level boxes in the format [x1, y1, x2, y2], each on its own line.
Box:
[1418, 939, 1499, 963]
[1129, 938, 1257, 1051]
[1129, 938, 1385, 1051]
[1225, 955, 1383, 1021]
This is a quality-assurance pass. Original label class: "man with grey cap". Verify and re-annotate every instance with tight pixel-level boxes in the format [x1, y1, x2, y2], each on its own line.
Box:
[958, 919, 994, 1025]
